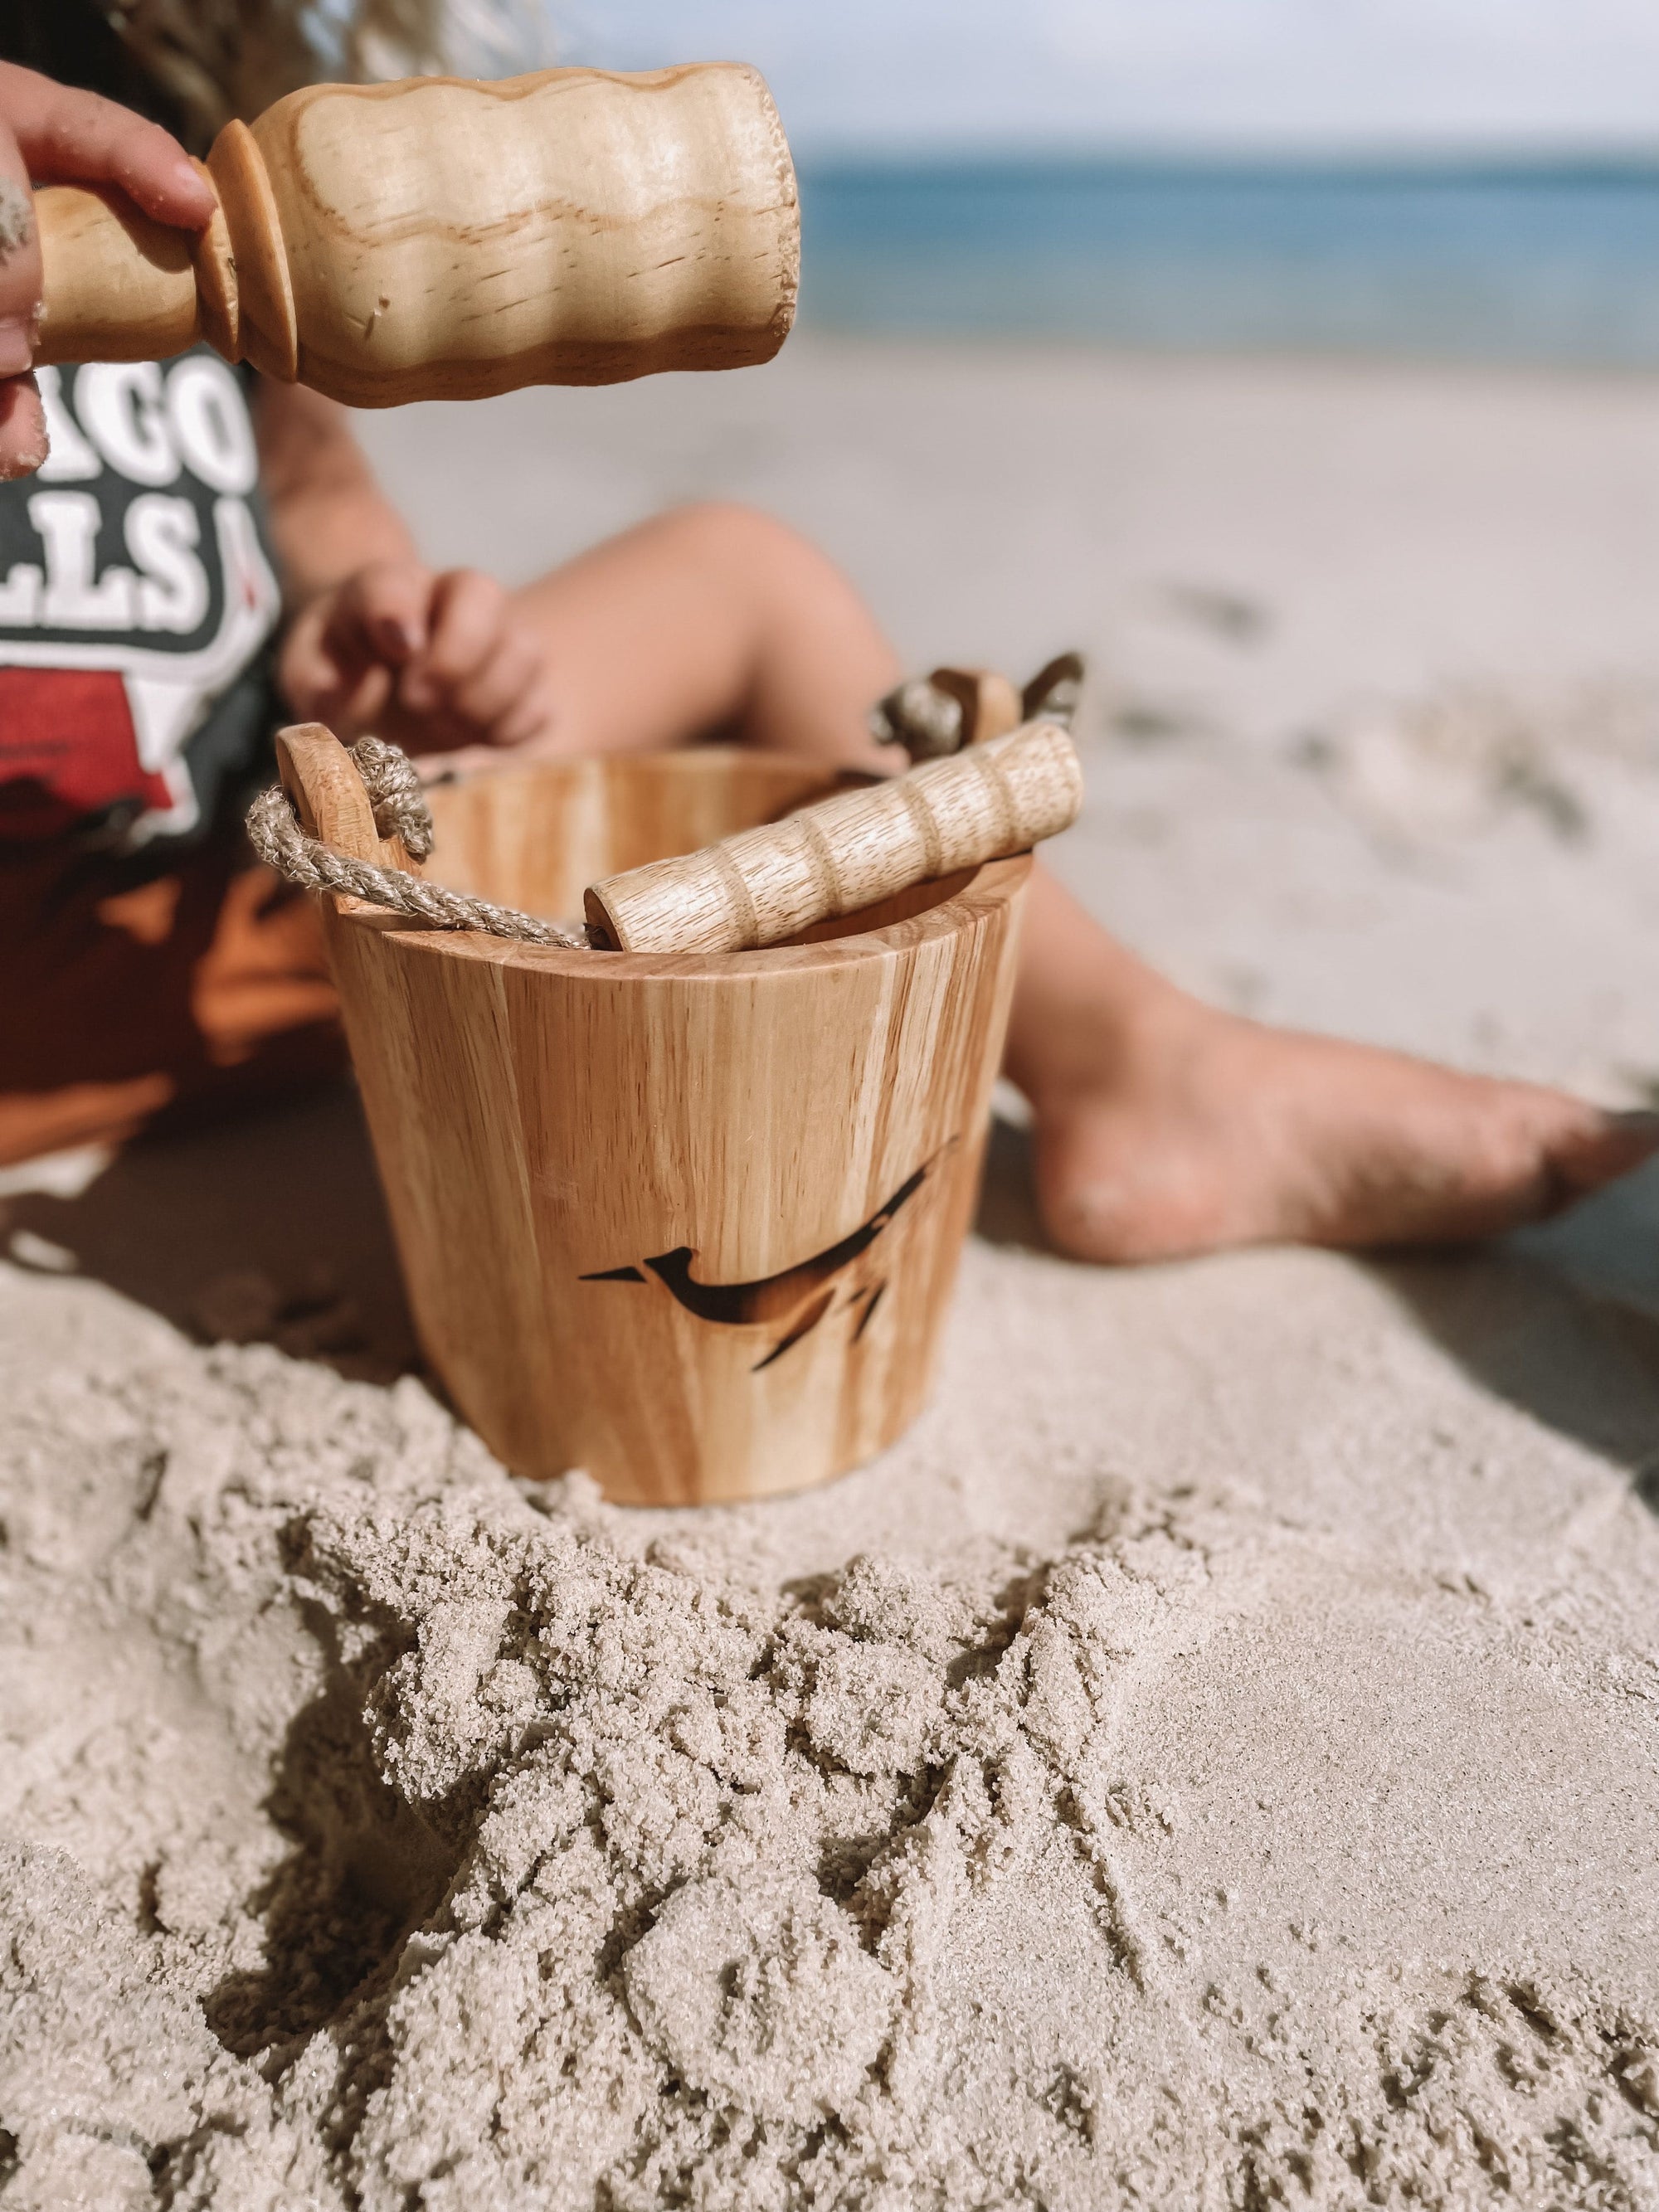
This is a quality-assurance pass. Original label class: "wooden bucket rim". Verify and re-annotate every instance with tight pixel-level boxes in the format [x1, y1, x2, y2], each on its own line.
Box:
[335, 746, 1033, 982]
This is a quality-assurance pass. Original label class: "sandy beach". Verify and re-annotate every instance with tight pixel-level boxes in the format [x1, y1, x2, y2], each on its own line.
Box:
[5, 339, 1659, 2206]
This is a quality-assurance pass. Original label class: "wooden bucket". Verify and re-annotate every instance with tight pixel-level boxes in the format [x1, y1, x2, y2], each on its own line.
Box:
[287, 741, 1029, 1505]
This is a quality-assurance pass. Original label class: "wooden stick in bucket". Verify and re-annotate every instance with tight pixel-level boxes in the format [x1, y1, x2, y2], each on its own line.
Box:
[584, 719, 1082, 954]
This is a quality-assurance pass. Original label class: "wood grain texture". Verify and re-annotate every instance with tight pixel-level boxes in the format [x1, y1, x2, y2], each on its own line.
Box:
[206, 119, 300, 381]
[36, 64, 798, 402]
[187, 155, 242, 364]
[277, 732, 1028, 1505]
[34, 186, 201, 365]
[585, 718, 1081, 954]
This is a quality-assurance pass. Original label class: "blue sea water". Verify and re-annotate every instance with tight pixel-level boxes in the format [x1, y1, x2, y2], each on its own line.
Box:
[795, 160, 1659, 366]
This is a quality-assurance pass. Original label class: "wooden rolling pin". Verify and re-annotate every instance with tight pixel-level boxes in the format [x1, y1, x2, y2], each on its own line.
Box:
[34, 65, 798, 405]
[584, 720, 1083, 953]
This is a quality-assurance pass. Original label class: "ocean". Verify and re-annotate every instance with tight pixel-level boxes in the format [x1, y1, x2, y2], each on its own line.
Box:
[795, 160, 1659, 367]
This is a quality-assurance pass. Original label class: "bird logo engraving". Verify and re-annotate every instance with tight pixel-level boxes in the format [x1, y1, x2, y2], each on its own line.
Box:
[581, 1145, 953, 1369]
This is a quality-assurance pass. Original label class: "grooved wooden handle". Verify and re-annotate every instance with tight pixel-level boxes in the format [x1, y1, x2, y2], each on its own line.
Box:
[35, 63, 798, 402]
[584, 721, 1082, 953]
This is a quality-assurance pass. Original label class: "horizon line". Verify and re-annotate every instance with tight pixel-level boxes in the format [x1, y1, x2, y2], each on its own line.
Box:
[791, 139, 1659, 176]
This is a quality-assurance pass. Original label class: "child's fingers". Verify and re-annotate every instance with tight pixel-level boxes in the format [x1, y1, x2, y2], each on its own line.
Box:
[399, 569, 506, 711]
[325, 562, 433, 669]
[487, 691, 558, 753]
[296, 661, 394, 734]
[333, 661, 396, 734]
[435, 625, 547, 741]
[0, 65, 214, 227]
[0, 372, 47, 481]
[276, 598, 344, 704]
[278, 607, 394, 734]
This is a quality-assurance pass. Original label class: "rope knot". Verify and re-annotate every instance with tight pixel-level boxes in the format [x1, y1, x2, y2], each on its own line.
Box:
[349, 733, 434, 860]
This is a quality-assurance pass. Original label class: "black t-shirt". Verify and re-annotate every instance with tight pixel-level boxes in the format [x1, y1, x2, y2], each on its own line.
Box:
[0, 349, 283, 851]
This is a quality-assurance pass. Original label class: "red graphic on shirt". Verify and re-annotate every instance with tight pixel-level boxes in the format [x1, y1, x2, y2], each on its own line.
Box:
[0, 667, 172, 840]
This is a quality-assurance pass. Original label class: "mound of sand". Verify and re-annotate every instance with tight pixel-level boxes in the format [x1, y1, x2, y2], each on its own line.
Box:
[4, 1223, 1659, 2209]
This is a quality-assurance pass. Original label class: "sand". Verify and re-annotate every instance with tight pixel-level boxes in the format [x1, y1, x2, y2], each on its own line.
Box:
[5, 342, 1659, 2208]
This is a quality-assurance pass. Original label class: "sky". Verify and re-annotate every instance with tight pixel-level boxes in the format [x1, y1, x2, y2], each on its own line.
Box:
[548, 0, 1659, 157]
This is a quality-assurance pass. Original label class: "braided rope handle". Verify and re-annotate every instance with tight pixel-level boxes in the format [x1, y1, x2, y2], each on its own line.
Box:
[251, 692, 1084, 959]
[246, 734, 588, 949]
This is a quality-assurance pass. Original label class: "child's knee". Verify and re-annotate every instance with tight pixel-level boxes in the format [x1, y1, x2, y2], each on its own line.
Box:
[658, 501, 826, 585]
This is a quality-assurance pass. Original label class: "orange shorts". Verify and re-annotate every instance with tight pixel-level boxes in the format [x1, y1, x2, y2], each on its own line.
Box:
[0, 832, 343, 1165]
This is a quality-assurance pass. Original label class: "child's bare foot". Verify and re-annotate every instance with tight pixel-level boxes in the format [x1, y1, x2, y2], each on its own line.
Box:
[1005, 874, 1659, 1265]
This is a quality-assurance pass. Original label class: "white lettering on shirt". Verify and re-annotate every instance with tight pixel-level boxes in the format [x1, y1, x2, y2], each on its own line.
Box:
[29, 490, 139, 628]
[33, 366, 103, 484]
[0, 561, 41, 622]
[166, 356, 259, 495]
[75, 363, 181, 489]
[126, 493, 208, 634]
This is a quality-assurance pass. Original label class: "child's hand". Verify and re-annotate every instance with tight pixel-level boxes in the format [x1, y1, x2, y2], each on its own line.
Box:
[278, 560, 556, 754]
[0, 63, 215, 479]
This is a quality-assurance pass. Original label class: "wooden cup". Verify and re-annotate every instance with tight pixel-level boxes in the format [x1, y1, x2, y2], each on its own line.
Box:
[280, 732, 1029, 1505]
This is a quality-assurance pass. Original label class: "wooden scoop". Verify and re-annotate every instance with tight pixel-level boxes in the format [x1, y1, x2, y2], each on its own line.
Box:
[33, 65, 798, 404]
[584, 719, 1082, 953]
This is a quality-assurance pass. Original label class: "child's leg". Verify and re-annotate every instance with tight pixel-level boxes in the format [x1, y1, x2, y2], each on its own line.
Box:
[1005, 870, 1657, 1261]
[505, 503, 1658, 1260]
[510, 503, 898, 771]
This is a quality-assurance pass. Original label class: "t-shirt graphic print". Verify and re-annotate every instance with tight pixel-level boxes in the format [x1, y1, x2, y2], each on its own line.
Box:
[0, 350, 281, 849]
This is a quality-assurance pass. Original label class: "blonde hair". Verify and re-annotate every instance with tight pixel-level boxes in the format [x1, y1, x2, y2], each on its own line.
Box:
[101, 0, 552, 148]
